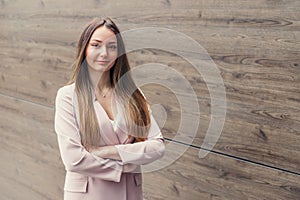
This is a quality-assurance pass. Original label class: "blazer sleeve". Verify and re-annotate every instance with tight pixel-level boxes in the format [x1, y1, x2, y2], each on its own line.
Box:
[54, 86, 123, 182]
[115, 113, 165, 165]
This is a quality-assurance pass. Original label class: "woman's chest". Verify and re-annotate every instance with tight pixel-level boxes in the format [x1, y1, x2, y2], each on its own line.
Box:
[93, 100, 132, 146]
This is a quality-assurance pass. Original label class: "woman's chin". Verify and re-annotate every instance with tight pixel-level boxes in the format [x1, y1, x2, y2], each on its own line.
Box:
[91, 66, 112, 73]
[88, 61, 115, 73]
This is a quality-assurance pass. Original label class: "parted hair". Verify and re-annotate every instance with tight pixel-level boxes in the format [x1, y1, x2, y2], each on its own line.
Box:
[67, 17, 150, 149]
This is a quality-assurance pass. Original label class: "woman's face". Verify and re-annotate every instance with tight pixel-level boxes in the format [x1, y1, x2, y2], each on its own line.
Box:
[85, 26, 118, 73]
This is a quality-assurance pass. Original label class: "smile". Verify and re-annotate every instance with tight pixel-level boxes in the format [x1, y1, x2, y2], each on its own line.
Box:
[95, 60, 109, 65]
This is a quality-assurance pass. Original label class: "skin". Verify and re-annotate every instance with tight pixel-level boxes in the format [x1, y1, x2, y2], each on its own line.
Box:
[85, 25, 117, 92]
[85, 26, 121, 160]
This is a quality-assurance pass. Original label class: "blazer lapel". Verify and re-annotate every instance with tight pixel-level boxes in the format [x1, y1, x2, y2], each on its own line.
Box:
[94, 101, 121, 145]
[73, 86, 132, 146]
[113, 102, 135, 144]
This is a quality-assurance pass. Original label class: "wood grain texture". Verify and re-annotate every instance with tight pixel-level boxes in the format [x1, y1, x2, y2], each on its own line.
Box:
[0, 94, 299, 200]
[0, 0, 299, 199]
[127, 48, 300, 172]
[143, 144, 300, 200]
[0, 95, 64, 199]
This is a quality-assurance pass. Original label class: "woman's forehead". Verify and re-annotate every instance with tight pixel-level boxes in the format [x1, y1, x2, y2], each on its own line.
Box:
[90, 26, 117, 43]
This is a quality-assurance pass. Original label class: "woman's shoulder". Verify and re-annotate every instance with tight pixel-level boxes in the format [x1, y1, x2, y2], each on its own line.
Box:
[137, 87, 147, 100]
[56, 83, 75, 100]
[137, 88, 152, 112]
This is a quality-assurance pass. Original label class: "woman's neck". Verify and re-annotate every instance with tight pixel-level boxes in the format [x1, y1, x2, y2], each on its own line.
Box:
[88, 69, 111, 92]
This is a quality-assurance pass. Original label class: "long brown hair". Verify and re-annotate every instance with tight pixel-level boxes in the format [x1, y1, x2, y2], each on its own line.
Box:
[67, 17, 150, 149]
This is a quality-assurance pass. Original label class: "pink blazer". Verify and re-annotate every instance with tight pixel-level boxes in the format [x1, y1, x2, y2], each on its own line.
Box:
[54, 83, 165, 200]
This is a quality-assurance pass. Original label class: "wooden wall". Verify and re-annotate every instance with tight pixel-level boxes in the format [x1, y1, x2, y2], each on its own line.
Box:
[0, 0, 299, 199]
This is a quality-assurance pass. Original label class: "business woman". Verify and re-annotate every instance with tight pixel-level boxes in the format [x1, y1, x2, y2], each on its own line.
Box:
[54, 17, 165, 200]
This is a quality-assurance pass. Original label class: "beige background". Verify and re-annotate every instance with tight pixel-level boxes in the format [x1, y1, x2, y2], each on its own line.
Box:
[0, 0, 299, 199]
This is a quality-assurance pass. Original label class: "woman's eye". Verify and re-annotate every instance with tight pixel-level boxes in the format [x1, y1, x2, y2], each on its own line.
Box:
[108, 45, 117, 50]
[91, 43, 100, 48]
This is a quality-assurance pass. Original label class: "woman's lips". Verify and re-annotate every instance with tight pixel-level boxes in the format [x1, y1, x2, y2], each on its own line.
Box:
[95, 60, 109, 65]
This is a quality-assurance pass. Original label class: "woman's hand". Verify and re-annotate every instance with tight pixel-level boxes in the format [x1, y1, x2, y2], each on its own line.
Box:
[90, 146, 140, 173]
[90, 146, 121, 161]
[123, 163, 139, 173]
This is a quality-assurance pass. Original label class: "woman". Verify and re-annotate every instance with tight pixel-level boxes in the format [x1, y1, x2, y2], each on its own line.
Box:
[54, 17, 165, 200]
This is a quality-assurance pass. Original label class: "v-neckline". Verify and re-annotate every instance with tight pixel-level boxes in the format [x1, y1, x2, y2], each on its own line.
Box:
[94, 97, 131, 145]
[94, 89, 117, 122]
[95, 100, 115, 122]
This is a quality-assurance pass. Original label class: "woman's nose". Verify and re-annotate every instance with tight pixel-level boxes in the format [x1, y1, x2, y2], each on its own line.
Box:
[99, 46, 108, 57]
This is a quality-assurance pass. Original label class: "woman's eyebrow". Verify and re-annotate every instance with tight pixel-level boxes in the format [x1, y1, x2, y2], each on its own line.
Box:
[91, 39, 103, 42]
[91, 39, 117, 43]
